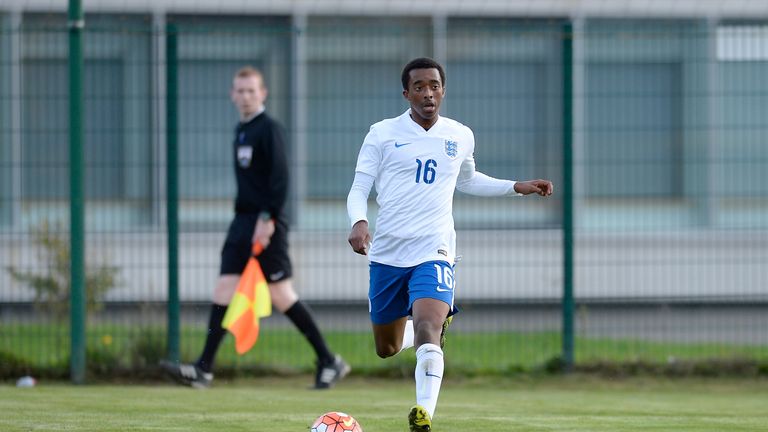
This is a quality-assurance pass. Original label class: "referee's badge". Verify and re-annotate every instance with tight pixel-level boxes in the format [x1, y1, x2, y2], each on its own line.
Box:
[444, 139, 458, 159]
[237, 145, 253, 168]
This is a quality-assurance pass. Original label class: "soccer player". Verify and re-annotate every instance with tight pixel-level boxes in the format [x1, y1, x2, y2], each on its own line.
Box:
[162, 66, 349, 389]
[346, 57, 553, 431]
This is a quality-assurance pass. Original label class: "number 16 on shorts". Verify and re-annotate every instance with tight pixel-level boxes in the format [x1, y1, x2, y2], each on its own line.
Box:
[433, 262, 454, 292]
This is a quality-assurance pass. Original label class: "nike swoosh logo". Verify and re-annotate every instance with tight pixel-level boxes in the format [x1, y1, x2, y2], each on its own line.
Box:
[269, 271, 285, 281]
[394, 142, 412, 148]
[436, 286, 452, 293]
[426, 372, 442, 378]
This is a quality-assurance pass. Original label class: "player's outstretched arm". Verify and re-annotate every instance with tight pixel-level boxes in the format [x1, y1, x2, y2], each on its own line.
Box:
[514, 179, 554, 196]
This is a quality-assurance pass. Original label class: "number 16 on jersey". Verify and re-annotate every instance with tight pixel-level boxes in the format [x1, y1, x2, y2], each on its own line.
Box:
[415, 158, 437, 184]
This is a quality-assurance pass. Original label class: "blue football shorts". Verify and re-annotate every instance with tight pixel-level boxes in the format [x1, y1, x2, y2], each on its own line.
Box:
[368, 260, 458, 325]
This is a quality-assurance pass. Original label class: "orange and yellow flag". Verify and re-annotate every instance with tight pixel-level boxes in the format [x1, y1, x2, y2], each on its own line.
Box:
[222, 243, 272, 354]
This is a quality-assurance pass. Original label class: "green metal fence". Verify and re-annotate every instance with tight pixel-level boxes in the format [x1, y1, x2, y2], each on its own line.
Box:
[1, 15, 767, 382]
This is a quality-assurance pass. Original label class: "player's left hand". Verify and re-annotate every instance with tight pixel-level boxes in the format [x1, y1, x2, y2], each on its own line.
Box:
[514, 179, 553, 196]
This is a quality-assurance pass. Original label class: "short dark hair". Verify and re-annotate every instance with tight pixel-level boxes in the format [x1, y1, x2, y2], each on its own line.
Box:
[234, 66, 265, 87]
[401, 57, 446, 90]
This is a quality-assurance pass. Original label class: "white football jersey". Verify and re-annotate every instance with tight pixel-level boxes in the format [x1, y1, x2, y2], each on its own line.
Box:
[354, 109, 475, 267]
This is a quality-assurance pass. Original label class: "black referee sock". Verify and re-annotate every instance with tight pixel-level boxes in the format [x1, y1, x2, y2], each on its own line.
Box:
[285, 301, 335, 365]
[195, 303, 228, 373]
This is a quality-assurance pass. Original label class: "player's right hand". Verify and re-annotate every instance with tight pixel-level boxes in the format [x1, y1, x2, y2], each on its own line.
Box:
[253, 218, 274, 250]
[348, 220, 371, 255]
[514, 179, 554, 196]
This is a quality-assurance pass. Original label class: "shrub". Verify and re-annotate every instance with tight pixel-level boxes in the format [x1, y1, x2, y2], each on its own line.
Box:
[0, 349, 30, 377]
[87, 344, 123, 377]
[130, 328, 166, 368]
[6, 220, 119, 322]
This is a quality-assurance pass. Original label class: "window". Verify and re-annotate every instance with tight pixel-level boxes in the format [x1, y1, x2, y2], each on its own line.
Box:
[18, 13, 153, 228]
[716, 24, 768, 199]
[306, 60, 404, 198]
[0, 14, 11, 226]
[447, 18, 562, 228]
[22, 59, 127, 199]
[585, 62, 682, 198]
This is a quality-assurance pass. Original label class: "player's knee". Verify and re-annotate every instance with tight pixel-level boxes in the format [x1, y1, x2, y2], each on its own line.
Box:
[269, 280, 298, 312]
[375, 344, 398, 358]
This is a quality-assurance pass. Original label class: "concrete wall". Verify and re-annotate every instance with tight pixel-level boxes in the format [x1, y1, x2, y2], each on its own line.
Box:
[3, 229, 766, 303]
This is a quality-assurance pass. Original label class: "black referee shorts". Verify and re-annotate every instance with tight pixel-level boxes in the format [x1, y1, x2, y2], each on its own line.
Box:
[219, 213, 293, 283]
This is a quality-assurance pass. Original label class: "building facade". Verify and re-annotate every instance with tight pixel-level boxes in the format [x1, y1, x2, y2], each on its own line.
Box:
[1, 1, 767, 303]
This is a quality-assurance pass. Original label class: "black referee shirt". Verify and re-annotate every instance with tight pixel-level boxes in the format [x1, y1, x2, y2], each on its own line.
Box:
[232, 112, 289, 217]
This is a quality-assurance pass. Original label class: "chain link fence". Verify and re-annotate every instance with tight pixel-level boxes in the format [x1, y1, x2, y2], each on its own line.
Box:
[1, 14, 767, 380]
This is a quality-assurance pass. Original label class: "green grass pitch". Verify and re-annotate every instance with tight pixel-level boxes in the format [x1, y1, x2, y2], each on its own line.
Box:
[1, 376, 767, 431]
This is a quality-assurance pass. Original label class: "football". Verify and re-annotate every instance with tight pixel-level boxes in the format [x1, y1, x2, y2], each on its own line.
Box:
[310, 411, 363, 432]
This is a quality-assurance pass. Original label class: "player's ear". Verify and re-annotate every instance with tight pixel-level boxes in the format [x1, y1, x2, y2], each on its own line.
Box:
[402, 89, 409, 99]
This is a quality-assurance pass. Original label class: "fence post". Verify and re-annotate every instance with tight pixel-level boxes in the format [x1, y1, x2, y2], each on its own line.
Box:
[165, 23, 180, 362]
[561, 20, 575, 371]
[68, 0, 86, 384]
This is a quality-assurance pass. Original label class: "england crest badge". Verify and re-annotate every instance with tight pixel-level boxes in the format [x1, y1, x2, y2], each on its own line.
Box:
[444, 139, 458, 159]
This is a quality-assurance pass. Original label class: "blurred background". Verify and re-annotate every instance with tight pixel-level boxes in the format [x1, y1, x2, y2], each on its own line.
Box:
[1, 0, 767, 380]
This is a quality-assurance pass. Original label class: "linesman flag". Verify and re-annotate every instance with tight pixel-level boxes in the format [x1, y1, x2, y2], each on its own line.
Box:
[222, 242, 272, 354]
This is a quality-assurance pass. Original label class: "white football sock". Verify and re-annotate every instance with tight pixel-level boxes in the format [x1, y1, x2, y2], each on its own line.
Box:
[399, 319, 415, 353]
[414, 343, 444, 418]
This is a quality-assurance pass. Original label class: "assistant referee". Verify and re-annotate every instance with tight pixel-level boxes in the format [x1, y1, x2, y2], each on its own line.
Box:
[162, 66, 349, 389]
